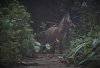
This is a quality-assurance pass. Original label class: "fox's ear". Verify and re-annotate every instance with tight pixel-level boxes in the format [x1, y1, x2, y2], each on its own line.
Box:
[65, 12, 71, 22]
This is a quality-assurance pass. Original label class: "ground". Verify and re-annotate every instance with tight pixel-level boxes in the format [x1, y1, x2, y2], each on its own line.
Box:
[14, 54, 81, 68]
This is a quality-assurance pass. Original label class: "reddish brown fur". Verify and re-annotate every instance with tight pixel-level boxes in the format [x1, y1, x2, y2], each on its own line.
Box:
[37, 15, 73, 53]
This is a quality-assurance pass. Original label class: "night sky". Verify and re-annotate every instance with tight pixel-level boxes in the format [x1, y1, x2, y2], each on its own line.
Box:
[19, 0, 66, 22]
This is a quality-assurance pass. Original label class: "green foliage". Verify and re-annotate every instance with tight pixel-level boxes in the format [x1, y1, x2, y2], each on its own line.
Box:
[0, 2, 37, 66]
[63, 1, 100, 67]
[64, 26, 100, 66]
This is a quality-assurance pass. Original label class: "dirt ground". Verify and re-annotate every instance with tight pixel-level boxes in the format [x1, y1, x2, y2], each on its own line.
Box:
[14, 54, 81, 68]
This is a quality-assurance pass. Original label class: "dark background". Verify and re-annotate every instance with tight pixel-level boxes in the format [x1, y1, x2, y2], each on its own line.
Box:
[19, 0, 66, 22]
[3, 0, 99, 33]
[18, 0, 77, 32]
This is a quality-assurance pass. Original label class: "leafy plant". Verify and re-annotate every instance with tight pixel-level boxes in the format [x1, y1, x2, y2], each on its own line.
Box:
[64, 26, 100, 67]
[0, 1, 37, 66]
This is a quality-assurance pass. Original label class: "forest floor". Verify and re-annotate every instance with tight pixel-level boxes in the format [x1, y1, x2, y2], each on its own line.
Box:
[14, 54, 81, 68]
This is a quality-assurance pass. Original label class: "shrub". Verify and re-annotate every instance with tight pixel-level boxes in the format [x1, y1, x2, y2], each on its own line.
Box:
[0, 2, 37, 66]
[64, 26, 100, 67]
